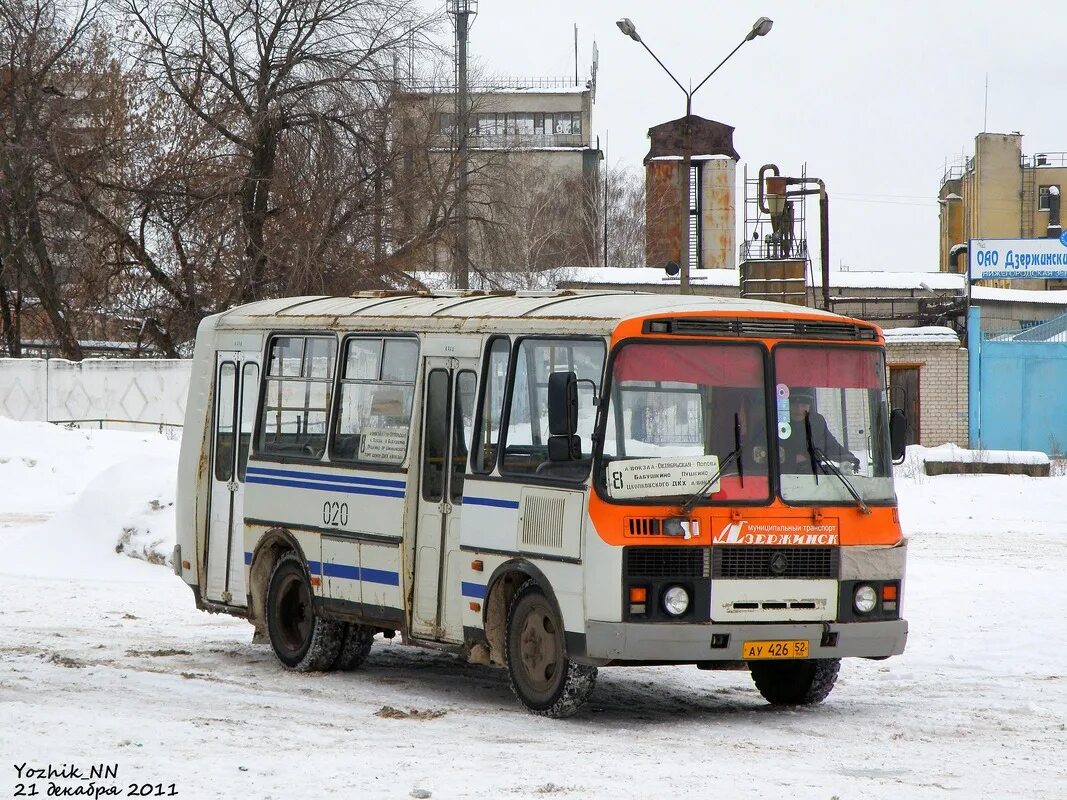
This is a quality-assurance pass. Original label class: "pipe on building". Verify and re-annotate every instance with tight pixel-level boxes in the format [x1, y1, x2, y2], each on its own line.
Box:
[753, 165, 829, 309]
[818, 182, 829, 311]
[757, 163, 780, 215]
[949, 242, 968, 274]
[1047, 186, 1062, 239]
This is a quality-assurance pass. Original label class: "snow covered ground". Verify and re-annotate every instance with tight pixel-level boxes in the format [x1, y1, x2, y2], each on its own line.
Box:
[1, 419, 1065, 799]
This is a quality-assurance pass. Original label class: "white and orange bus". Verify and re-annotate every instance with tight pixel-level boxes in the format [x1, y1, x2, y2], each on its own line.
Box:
[175, 291, 908, 717]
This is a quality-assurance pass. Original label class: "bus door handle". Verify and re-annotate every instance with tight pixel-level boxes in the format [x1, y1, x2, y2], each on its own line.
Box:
[439, 502, 453, 514]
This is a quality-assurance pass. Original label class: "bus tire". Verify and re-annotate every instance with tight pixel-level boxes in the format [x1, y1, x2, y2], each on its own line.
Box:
[266, 553, 344, 672]
[748, 657, 841, 706]
[504, 580, 596, 718]
[333, 623, 375, 671]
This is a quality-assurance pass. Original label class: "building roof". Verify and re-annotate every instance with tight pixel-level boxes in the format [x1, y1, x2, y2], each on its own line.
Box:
[556, 267, 967, 292]
[882, 326, 961, 344]
[644, 115, 739, 163]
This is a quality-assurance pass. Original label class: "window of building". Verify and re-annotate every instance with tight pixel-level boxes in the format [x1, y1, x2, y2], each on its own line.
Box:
[258, 335, 336, 459]
[456, 111, 582, 140]
[1038, 185, 1059, 211]
[512, 113, 535, 135]
[475, 113, 502, 136]
[552, 112, 581, 135]
[331, 337, 419, 465]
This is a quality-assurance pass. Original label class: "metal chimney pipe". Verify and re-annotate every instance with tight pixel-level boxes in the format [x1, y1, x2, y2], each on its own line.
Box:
[1047, 185, 1062, 239]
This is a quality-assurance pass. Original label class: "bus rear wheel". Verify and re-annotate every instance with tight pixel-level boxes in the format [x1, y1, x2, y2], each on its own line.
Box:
[504, 580, 596, 718]
[266, 553, 344, 671]
[748, 657, 841, 706]
[333, 623, 375, 671]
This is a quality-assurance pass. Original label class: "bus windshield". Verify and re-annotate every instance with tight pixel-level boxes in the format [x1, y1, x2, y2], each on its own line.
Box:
[600, 341, 771, 502]
[773, 345, 895, 504]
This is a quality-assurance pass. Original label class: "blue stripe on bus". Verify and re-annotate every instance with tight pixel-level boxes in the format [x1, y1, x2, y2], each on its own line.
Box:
[244, 552, 253, 565]
[360, 567, 401, 586]
[461, 582, 487, 599]
[246, 475, 405, 498]
[313, 561, 399, 586]
[463, 496, 520, 510]
[322, 562, 360, 581]
[246, 466, 405, 490]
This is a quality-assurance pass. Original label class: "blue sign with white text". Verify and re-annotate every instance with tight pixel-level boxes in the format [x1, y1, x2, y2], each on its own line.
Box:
[970, 238, 1067, 281]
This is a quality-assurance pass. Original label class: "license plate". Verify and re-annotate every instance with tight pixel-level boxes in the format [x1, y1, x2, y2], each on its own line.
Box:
[742, 639, 810, 660]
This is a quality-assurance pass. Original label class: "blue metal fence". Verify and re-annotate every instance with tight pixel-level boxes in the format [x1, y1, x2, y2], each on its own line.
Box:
[969, 305, 1067, 454]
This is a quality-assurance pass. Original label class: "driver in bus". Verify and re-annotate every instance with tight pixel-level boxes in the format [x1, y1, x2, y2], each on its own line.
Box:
[780, 388, 860, 473]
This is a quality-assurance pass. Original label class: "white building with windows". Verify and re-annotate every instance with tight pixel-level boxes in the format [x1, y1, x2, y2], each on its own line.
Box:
[398, 77, 602, 276]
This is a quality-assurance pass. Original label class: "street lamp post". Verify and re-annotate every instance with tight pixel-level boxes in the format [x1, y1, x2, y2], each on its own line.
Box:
[617, 16, 772, 294]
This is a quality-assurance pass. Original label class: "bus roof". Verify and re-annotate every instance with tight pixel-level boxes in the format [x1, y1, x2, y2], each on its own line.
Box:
[209, 291, 871, 337]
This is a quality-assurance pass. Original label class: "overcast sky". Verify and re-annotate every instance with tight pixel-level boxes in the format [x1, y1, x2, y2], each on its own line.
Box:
[437, 1, 1066, 273]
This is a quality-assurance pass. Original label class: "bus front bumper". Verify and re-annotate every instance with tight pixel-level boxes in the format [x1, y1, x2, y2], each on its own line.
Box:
[583, 619, 907, 663]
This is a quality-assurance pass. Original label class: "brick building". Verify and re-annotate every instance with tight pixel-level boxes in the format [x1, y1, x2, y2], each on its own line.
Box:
[884, 327, 968, 448]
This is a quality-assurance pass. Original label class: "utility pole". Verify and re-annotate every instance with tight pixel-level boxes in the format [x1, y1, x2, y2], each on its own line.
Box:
[447, 0, 478, 290]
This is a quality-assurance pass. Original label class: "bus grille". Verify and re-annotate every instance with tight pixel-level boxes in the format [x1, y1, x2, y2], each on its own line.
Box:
[624, 547, 710, 578]
[713, 546, 839, 579]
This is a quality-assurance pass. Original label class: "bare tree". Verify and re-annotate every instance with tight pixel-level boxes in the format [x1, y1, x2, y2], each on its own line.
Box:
[604, 164, 646, 268]
[122, 0, 437, 303]
[0, 0, 107, 358]
[468, 155, 598, 280]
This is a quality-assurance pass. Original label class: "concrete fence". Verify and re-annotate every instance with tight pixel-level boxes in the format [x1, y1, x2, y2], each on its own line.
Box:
[0, 358, 192, 430]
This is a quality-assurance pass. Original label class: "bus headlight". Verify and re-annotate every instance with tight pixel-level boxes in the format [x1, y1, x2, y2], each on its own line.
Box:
[854, 584, 878, 614]
[663, 586, 690, 616]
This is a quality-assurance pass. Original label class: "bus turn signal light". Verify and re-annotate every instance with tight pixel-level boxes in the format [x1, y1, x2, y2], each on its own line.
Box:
[629, 587, 647, 603]
[882, 585, 898, 601]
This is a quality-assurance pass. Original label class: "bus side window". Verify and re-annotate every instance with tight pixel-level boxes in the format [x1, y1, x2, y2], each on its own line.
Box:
[501, 338, 604, 478]
[236, 362, 259, 481]
[471, 337, 510, 474]
[257, 335, 336, 459]
[450, 370, 478, 502]
[214, 361, 237, 481]
[331, 336, 418, 466]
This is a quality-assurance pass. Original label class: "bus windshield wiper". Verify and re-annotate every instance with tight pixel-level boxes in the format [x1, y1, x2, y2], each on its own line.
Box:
[679, 413, 742, 517]
[804, 412, 870, 515]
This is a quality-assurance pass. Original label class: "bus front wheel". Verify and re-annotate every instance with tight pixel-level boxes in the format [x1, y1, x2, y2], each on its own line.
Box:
[748, 657, 841, 706]
[504, 580, 596, 718]
[266, 553, 344, 671]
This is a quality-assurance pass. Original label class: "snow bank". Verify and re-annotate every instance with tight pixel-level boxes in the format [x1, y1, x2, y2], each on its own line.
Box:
[1, 419, 180, 580]
[902, 442, 1049, 466]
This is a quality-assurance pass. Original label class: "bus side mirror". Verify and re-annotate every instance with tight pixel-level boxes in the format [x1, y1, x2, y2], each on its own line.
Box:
[548, 371, 580, 462]
[890, 408, 907, 463]
[548, 371, 578, 436]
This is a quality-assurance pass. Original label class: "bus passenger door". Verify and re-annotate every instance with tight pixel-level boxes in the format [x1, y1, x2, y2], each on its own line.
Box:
[412, 357, 478, 641]
[206, 352, 261, 606]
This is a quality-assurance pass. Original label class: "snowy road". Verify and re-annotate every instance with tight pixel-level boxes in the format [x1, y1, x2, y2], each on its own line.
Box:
[1, 423, 1065, 799]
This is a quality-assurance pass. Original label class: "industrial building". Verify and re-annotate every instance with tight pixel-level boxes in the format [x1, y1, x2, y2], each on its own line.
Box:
[939, 131, 1067, 286]
[396, 75, 601, 277]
